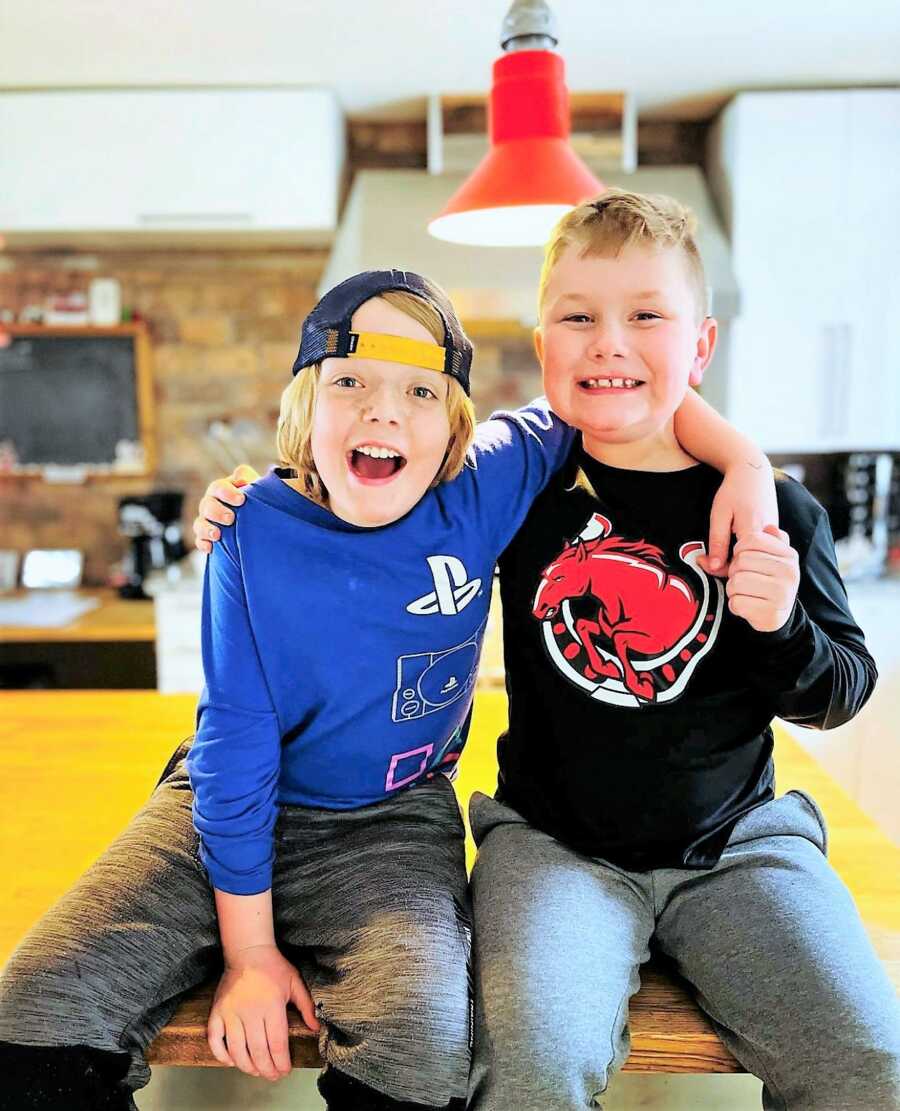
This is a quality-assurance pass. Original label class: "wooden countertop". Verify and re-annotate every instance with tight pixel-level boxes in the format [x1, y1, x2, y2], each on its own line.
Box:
[1, 690, 897, 991]
[0, 589, 155, 643]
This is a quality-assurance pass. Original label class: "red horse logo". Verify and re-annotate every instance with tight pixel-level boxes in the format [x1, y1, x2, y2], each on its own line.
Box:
[533, 513, 720, 704]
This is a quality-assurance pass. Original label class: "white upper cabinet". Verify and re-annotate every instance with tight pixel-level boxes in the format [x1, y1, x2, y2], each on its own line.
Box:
[708, 90, 900, 452]
[0, 89, 344, 241]
[842, 91, 900, 452]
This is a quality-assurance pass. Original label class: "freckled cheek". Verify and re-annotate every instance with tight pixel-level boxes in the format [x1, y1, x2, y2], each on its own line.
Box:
[410, 420, 451, 479]
[309, 420, 346, 484]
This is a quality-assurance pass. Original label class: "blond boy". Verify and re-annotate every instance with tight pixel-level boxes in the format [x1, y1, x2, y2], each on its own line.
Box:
[466, 192, 898, 1110]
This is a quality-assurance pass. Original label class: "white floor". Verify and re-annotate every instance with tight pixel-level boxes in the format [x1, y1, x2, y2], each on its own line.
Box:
[136, 1066, 764, 1110]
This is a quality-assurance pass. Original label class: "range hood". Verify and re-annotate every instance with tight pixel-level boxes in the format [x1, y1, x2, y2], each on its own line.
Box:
[320, 164, 739, 326]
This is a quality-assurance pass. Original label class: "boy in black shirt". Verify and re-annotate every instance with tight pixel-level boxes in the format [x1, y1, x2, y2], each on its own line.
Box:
[188, 193, 898, 1109]
[466, 191, 898, 1110]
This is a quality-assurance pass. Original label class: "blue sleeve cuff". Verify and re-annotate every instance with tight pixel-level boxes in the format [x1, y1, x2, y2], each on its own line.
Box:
[199, 843, 273, 896]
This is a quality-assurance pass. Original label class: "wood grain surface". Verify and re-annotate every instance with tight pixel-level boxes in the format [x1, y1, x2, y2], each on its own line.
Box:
[0, 589, 155, 643]
[1, 691, 896, 1073]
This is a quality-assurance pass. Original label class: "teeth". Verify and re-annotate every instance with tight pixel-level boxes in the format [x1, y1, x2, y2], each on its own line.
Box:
[583, 377, 642, 389]
[355, 445, 401, 459]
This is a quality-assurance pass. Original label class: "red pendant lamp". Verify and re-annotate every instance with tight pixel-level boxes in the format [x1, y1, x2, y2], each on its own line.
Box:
[428, 1, 604, 247]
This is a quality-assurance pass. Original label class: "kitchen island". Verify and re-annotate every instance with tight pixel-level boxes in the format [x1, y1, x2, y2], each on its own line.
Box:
[1, 691, 897, 1073]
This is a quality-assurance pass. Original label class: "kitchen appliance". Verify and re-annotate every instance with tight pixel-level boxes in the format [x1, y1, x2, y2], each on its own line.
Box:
[835, 453, 895, 580]
[117, 492, 186, 600]
[21, 549, 83, 589]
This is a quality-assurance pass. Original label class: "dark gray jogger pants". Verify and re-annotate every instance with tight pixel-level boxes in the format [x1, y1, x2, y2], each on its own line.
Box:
[468, 789, 900, 1111]
[0, 758, 472, 1106]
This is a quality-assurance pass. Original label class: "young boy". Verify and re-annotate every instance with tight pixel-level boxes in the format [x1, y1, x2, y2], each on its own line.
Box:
[0, 267, 771, 1111]
[464, 192, 899, 1110]
[196, 194, 899, 1111]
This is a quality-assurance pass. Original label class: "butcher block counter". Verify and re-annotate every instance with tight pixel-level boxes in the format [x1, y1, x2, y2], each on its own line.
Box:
[0, 691, 897, 1073]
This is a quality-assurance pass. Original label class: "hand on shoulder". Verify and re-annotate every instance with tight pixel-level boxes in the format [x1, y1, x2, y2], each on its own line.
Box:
[193, 464, 260, 553]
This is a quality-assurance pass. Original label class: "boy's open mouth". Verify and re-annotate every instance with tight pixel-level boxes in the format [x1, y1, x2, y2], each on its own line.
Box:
[348, 444, 407, 481]
[578, 376, 645, 391]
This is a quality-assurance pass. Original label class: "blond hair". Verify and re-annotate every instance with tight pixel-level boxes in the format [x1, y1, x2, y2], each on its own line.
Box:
[276, 290, 476, 506]
[538, 188, 709, 321]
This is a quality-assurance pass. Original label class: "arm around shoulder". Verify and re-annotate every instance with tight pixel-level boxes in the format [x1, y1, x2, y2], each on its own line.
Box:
[469, 398, 576, 554]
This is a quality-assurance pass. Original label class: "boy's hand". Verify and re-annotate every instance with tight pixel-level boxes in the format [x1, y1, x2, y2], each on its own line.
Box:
[193, 465, 260, 554]
[700, 460, 779, 577]
[725, 525, 800, 633]
[207, 943, 320, 1081]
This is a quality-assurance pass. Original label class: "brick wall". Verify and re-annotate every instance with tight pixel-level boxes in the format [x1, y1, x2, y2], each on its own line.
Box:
[0, 250, 545, 585]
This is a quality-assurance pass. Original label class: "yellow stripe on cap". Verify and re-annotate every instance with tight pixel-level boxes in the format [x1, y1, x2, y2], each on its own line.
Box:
[347, 331, 446, 373]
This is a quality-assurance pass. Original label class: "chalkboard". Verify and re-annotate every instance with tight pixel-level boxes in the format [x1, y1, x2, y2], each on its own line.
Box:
[0, 328, 151, 473]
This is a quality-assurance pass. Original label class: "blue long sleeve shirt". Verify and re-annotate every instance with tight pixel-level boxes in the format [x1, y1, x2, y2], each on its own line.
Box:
[188, 399, 573, 894]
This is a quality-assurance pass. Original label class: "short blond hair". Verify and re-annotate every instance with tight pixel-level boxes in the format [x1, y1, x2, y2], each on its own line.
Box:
[276, 290, 476, 506]
[538, 188, 708, 321]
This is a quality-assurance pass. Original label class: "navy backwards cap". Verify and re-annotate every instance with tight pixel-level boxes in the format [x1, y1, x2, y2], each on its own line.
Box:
[291, 269, 473, 396]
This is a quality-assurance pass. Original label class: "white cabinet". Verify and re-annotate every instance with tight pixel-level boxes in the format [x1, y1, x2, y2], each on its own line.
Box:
[843, 92, 900, 451]
[0, 89, 344, 240]
[154, 583, 204, 694]
[708, 90, 900, 452]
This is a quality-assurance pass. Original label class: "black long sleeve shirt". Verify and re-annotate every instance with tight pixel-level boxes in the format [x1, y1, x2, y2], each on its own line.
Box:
[495, 445, 877, 871]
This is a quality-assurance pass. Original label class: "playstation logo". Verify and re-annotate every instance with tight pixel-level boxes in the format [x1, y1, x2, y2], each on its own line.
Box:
[407, 555, 482, 617]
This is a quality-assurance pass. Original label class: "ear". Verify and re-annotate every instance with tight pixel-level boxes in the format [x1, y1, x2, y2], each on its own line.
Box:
[689, 316, 717, 388]
[533, 326, 545, 368]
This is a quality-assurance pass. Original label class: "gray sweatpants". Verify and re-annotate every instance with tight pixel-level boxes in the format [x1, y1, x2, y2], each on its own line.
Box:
[467, 789, 900, 1111]
[0, 750, 472, 1105]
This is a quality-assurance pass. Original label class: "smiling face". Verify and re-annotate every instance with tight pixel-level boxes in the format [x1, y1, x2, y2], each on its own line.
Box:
[309, 296, 452, 528]
[536, 243, 716, 458]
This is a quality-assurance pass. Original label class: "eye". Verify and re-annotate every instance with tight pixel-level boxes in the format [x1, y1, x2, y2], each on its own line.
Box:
[333, 375, 360, 388]
[563, 313, 592, 324]
[633, 311, 661, 322]
[412, 384, 438, 400]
